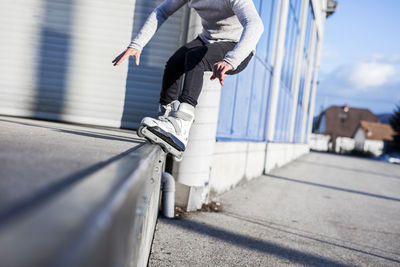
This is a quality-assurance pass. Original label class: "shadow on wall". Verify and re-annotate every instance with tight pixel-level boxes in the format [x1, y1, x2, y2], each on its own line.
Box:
[34, 0, 75, 121]
[121, 0, 184, 129]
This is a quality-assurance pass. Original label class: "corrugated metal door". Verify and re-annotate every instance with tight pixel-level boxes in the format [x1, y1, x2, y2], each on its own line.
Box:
[0, 0, 184, 129]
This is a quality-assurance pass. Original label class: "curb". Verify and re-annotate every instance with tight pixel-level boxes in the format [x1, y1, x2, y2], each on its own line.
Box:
[0, 143, 166, 267]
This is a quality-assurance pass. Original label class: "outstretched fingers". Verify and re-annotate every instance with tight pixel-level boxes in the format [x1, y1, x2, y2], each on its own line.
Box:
[134, 53, 140, 66]
[211, 63, 222, 80]
[211, 62, 231, 86]
[116, 53, 129, 66]
[112, 52, 124, 65]
[112, 48, 140, 66]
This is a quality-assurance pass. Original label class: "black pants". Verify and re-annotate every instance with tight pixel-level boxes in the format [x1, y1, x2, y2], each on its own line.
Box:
[160, 37, 253, 107]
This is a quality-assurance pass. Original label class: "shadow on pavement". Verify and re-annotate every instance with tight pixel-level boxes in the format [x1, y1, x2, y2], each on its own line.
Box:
[0, 145, 142, 226]
[57, 128, 143, 143]
[297, 159, 400, 180]
[0, 118, 143, 143]
[268, 174, 400, 202]
[163, 217, 349, 266]
[223, 212, 400, 264]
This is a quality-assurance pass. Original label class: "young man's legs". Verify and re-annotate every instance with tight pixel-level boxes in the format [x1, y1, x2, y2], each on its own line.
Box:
[179, 41, 253, 106]
[178, 41, 235, 106]
[160, 37, 253, 107]
[143, 38, 254, 152]
[159, 37, 204, 105]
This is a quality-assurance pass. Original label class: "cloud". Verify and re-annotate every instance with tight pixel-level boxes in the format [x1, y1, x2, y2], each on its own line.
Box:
[337, 61, 397, 89]
[370, 54, 400, 64]
[315, 56, 400, 115]
[319, 56, 400, 95]
[321, 46, 340, 61]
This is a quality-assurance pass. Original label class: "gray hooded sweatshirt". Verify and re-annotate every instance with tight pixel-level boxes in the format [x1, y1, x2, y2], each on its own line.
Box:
[128, 0, 264, 69]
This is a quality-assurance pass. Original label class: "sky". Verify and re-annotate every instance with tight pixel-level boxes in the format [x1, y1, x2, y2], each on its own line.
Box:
[315, 0, 400, 117]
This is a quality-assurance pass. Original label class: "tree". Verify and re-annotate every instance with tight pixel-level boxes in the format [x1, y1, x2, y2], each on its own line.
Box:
[389, 104, 400, 153]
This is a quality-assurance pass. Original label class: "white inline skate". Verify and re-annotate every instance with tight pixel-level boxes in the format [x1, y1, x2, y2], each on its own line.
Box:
[137, 101, 195, 161]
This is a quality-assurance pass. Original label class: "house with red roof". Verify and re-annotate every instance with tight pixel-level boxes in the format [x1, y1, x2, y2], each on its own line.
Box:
[354, 121, 395, 156]
[312, 105, 394, 155]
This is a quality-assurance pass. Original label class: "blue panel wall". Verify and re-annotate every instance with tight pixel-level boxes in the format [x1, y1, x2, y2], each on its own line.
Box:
[293, 104, 303, 142]
[217, 0, 278, 141]
[217, 0, 318, 144]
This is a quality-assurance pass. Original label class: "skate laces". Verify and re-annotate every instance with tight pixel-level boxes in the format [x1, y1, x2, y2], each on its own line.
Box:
[169, 110, 193, 121]
[165, 110, 194, 136]
[159, 116, 168, 121]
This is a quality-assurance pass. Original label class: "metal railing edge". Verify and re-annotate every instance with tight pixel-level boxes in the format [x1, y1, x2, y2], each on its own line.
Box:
[0, 142, 166, 267]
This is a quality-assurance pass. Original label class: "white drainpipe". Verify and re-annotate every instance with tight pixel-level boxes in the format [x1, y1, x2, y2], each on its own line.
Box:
[266, 0, 290, 142]
[161, 172, 175, 218]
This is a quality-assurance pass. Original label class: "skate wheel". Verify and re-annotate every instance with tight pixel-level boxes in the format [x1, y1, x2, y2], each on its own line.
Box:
[137, 126, 145, 137]
[159, 144, 169, 153]
[174, 153, 183, 162]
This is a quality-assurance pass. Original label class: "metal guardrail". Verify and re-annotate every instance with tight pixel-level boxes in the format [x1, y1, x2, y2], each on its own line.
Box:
[0, 143, 166, 267]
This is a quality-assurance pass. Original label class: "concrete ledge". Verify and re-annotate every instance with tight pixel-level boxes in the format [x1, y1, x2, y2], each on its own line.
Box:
[209, 142, 310, 195]
[210, 142, 266, 195]
[264, 143, 310, 173]
[0, 143, 166, 267]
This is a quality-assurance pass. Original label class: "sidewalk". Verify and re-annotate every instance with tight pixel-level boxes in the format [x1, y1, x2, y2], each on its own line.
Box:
[0, 115, 143, 221]
[149, 152, 400, 266]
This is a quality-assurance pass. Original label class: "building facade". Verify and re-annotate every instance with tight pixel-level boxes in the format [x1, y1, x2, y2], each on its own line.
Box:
[354, 121, 395, 156]
[0, 0, 335, 209]
[313, 105, 379, 154]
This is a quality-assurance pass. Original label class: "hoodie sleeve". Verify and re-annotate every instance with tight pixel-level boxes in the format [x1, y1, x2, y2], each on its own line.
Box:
[128, 0, 188, 51]
[223, 0, 264, 69]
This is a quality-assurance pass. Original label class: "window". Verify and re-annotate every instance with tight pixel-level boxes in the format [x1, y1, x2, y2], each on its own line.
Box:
[217, 0, 278, 141]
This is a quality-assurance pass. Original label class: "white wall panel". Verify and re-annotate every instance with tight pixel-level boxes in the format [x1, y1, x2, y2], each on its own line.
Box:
[0, 0, 43, 117]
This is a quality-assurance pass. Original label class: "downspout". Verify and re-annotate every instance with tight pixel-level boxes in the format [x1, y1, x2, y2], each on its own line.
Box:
[161, 172, 175, 218]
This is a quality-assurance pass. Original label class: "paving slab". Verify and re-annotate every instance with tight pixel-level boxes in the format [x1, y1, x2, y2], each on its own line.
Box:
[149, 152, 400, 266]
[0, 115, 143, 220]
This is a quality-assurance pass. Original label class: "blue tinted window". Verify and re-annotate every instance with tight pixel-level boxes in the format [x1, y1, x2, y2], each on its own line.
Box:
[217, 0, 278, 141]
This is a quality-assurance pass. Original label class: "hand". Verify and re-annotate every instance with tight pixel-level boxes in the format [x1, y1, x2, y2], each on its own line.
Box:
[210, 61, 234, 86]
[112, 48, 140, 66]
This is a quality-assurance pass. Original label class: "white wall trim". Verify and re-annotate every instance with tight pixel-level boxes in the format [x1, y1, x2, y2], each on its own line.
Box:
[306, 15, 327, 142]
[288, 0, 310, 142]
[266, 0, 290, 142]
[300, 22, 318, 142]
[311, 0, 325, 37]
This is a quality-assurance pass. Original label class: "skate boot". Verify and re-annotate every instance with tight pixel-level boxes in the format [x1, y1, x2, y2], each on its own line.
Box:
[138, 102, 195, 161]
[138, 101, 178, 138]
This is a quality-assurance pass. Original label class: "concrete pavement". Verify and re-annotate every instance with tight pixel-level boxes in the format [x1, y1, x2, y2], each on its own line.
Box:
[149, 152, 400, 266]
[0, 115, 143, 222]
